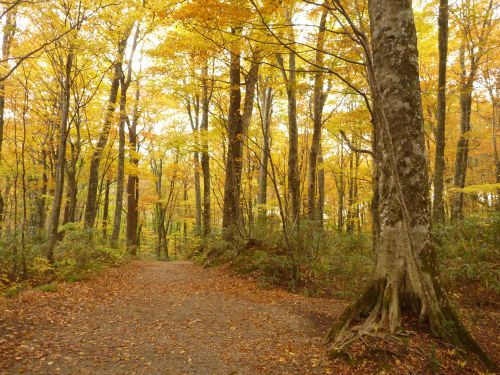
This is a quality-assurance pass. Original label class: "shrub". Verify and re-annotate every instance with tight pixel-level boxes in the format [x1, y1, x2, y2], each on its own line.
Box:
[433, 212, 500, 294]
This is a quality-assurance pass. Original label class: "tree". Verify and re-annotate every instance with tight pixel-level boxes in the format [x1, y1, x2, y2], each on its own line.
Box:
[326, 0, 492, 366]
[126, 79, 141, 254]
[111, 24, 140, 245]
[276, 9, 300, 226]
[222, 31, 260, 240]
[307, 8, 328, 222]
[0, 5, 17, 233]
[450, 0, 494, 221]
[84, 27, 131, 229]
[257, 78, 273, 223]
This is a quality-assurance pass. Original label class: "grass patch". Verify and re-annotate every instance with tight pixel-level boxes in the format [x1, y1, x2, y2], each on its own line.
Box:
[36, 283, 58, 292]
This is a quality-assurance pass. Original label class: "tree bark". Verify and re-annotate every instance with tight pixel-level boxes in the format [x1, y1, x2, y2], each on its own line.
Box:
[432, 0, 448, 224]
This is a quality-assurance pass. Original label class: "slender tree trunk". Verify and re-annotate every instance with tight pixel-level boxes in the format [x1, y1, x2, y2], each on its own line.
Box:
[201, 65, 211, 236]
[317, 145, 325, 226]
[111, 81, 128, 243]
[278, 27, 300, 226]
[0, 7, 17, 235]
[84, 32, 129, 229]
[346, 149, 354, 232]
[102, 179, 111, 237]
[38, 147, 49, 230]
[307, 9, 327, 222]
[47, 52, 73, 261]
[126, 82, 140, 254]
[336, 142, 345, 231]
[63, 165, 77, 224]
[451, 47, 473, 221]
[486, 80, 499, 208]
[187, 93, 202, 235]
[257, 85, 273, 223]
[432, 0, 449, 224]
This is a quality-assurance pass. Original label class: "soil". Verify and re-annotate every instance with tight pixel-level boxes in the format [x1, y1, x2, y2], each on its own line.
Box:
[0, 260, 497, 374]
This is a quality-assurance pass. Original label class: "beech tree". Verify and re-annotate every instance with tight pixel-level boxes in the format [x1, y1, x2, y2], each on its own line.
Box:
[326, 0, 492, 365]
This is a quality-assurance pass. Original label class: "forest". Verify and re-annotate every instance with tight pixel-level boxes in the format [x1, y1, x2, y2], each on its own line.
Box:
[0, 0, 498, 373]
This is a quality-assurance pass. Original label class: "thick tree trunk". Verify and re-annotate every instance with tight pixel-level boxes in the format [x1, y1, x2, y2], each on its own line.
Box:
[222, 36, 259, 240]
[47, 52, 73, 261]
[307, 9, 327, 222]
[432, 0, 448, 224]
[257, 85, 272, 223]
[328, 0, 492, 365]
[222, 33, 242, 240]
[84, 33, 129, 229]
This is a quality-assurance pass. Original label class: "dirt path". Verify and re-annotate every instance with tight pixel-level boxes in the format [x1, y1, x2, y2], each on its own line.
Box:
[0, 261, 343, 374]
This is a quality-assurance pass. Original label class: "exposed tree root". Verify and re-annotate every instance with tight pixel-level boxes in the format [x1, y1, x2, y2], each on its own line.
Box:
[325, 279, 498, 371]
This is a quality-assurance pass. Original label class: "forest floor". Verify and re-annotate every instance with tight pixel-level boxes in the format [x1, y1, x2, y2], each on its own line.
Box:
[0, 260, 498, 374]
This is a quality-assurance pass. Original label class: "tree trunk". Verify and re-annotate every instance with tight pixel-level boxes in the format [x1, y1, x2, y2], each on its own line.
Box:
[328, 1, 492, 365]
[336, 141, 345, 231]
[307, 9, 327, 222]
[451, 47, 473, 221]
[84, 32, 129, 229]
[278, 22, 300, 226]
[432, 0, 448, 224]
[63, 164, 77, 224]
[0, 7, 16, 235]
[222, 35, 259, 240]
[187, 93, 202, 235]
[257, 84, 273, 223]
[111, 80, 129, 243]
[102, 179, 111, 237]
[222, 32, 242, 240]
[126, 82, 140, 254]
[47, 52, 73, 261]
[317, 145, 325, 226]
[201, 65, 211, 236]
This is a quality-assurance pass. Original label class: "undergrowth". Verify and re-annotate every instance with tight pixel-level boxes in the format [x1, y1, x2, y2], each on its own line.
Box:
[0, 224, 126, 296]
[433, 212, 500, 295]
[185, 213, 499, 300]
